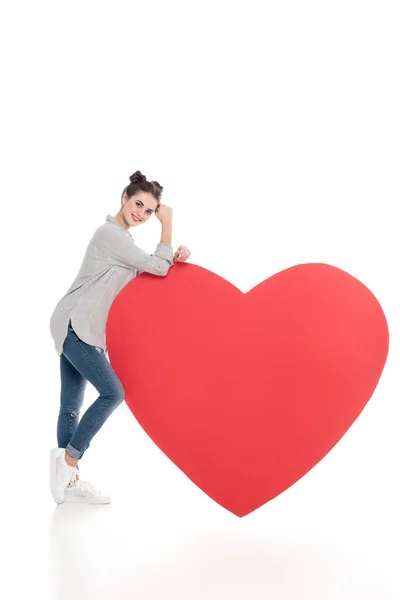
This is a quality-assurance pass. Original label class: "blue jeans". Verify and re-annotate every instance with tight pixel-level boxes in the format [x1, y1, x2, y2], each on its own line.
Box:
[57, 320, 125, 460]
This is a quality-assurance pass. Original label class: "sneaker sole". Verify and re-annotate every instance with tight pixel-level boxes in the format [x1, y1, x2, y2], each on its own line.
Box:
[63, 496, 112, 505]
[50, 448, 66, 504]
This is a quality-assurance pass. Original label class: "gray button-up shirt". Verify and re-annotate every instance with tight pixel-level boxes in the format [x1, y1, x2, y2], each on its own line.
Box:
[50, 214, 174, 356]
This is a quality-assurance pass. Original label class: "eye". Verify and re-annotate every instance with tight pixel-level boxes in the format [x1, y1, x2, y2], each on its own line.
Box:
[146, 210, 152, 215]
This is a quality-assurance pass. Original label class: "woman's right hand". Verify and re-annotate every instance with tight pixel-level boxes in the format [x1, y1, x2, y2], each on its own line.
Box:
[155, 204, 173, 223]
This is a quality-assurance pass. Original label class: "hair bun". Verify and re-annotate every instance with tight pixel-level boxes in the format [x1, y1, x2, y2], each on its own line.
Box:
[129, 170, 147, 184]
[152, 180, 163, 193]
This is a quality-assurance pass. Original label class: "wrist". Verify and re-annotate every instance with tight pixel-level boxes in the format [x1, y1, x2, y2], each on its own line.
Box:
[160, 219, 172, 245]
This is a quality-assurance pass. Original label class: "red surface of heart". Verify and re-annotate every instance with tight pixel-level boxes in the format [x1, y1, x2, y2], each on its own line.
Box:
[106, 263, 389, 517]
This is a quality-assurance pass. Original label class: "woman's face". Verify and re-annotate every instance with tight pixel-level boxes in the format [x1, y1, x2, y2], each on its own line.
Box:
[121, 190, 158, 228]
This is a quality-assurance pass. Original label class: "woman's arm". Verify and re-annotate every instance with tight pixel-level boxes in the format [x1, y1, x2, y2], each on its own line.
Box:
[160, 219, 172, 245]
[98, 228, 173, 276]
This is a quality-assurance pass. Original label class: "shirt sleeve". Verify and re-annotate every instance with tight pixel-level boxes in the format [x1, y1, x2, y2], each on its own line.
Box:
[137, 259, 176, 277]
[98, 228, 174, 276]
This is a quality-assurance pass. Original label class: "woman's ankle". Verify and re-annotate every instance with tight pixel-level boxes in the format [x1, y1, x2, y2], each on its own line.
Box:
[64, 451, 79, 468]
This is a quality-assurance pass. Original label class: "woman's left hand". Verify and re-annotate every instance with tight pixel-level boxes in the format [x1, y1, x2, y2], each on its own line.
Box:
[173, 245, 191, 262]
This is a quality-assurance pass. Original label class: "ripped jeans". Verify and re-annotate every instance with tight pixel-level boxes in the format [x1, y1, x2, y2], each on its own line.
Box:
[57, 320, 125, 460]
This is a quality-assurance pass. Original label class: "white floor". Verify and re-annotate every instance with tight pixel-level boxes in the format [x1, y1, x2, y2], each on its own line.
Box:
[7, 483, 400, 600]
[47, 507, 398, 600]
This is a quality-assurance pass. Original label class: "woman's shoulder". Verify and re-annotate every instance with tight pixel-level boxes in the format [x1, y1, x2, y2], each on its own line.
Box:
[91, 216, 133, 249]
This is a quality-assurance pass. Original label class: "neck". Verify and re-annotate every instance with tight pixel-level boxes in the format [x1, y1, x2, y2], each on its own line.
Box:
[113, 210, 129, 230]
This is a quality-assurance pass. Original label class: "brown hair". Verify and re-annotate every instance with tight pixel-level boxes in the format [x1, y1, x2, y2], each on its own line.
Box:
[121, 170, 163, 205]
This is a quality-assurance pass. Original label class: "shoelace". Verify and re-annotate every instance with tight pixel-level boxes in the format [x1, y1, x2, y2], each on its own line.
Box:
[74, 480, 100, 496]
[64, 466, 78, 488]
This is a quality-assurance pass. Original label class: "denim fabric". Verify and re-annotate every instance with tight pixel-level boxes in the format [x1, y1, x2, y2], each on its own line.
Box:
[57, 320, 125, 459]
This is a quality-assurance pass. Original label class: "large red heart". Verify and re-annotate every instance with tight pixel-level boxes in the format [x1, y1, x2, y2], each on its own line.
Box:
[106, 263, 388, 517]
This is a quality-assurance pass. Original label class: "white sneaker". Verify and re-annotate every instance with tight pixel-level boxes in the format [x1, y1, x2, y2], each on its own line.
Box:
[50, 448, 78, 504]
[63, 479, 112, 504]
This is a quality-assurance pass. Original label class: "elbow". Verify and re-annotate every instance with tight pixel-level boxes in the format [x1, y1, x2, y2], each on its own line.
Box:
[158, 262, 171, 276]
[149, 260, 172, 277]
[142, 257, 173, 276]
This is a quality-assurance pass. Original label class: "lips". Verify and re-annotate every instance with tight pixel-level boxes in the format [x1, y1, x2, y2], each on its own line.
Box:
[132, 214, 141, 223]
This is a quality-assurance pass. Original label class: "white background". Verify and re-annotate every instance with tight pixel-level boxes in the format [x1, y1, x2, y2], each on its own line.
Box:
[1, 1, 400, 598]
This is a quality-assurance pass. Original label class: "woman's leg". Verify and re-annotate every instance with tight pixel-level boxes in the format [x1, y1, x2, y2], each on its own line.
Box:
[58, 353, 88, 452]
[61, 320, 125, 461]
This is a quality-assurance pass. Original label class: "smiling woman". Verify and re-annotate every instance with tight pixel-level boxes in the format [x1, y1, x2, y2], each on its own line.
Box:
[48, 169, 191, 506]
[114, 171, 164, 229]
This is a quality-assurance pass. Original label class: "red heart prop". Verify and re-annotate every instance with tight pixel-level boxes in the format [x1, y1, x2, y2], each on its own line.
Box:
[106, 263, 388, 517]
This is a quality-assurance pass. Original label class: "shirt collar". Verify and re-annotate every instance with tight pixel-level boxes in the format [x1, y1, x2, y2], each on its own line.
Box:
[106, 214, 126, 230]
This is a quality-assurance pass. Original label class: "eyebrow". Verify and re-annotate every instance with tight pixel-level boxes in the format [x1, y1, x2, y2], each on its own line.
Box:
[136, 200, 154, 213]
